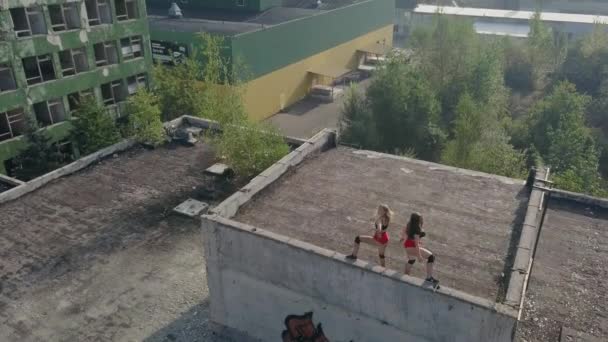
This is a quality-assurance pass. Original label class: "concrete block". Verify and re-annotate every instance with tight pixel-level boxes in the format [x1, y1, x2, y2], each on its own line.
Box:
[517, 225, 539, 251]
[240, 175, 268, 195]
[276, 150, 304, 167]
[173, 198, 209, 218]
[205, 163, 232, 176]
[524, 207, 539, 226]
[258, 161, 288, 185]
[511, 247, 531, 272]
[504, 271, 526, 306]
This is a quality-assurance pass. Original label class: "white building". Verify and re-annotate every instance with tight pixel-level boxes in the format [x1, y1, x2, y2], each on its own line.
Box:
[411, 5, 608, 39]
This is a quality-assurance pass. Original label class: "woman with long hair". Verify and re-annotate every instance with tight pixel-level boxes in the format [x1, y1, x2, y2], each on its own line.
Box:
[401, 212, 439, 285]
[346, 204, 393, 267]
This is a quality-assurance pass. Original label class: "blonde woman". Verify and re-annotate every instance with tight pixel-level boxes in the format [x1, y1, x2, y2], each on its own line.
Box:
[401, 212, 438, 285]
[346, 204, 393, 267]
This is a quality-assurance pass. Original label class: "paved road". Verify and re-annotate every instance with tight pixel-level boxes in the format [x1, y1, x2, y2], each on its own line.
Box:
[265, 79, 371, 139]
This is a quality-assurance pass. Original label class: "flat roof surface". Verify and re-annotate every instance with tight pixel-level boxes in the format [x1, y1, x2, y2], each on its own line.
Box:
[518, 199, 608, 342]
[0, 144, 235, 341]
[234, 147, 529, 300]
[474, 21, 530, 38]
[148, 0, 363, 36]
[414, 5, 608, 24]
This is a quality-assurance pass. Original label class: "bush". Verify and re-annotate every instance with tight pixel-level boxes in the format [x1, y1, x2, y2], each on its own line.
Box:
[215, 121, 290, 178]
[12, 117, 65, 181]
[71, 96, 121, 155]
[126, 89, 166, 146]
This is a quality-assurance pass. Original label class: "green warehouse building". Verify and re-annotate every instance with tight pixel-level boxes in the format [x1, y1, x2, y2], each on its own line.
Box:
[0, 0, 152, 175]
[147, 0, 394, 121]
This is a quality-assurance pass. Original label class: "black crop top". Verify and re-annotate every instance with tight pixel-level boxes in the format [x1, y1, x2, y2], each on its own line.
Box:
[375, 221, 389, 230]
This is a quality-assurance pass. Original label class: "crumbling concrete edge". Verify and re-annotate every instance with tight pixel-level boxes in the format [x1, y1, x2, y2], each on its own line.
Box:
[209, 129, 337, 219]
[504, 167, 548, 316]
[0, 173, 24, 187]
[202, 214, 519, 320]
[0, 139, 135, 205]
[549, 188, 608, 209]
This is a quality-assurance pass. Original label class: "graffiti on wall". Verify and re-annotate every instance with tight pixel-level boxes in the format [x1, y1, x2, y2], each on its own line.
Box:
[281, 312, 330, 342]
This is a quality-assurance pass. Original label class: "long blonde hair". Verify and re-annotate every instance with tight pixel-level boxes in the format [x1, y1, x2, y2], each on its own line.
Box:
[376, 204, 393, 226]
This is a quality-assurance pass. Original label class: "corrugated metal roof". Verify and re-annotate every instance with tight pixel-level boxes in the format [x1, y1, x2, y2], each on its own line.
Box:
[414, 5, 608, 25]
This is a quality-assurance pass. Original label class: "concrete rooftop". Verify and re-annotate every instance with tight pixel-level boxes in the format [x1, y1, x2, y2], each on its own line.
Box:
[234, 146, 529, 301]
[518, 199, 608, 342]
[0, 143, 235, 341]
[147, 0, 364, 36]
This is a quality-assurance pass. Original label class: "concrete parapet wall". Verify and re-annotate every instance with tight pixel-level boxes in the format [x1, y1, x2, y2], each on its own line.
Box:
[504, 168, 548, 313]
[210, 129, 336, 218]
[0, 140, 135, 205]
[549, 188, 608, 209]
[202, 215, 518, 342]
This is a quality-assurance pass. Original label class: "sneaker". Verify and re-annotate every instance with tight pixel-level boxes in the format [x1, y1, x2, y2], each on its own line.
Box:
[425, 277, 439, 284]
[346, 254, 357, 260]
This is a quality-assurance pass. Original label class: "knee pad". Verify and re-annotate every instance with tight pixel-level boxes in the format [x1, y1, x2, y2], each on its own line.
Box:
[407, 259, 416, 265]
[379, 254, 385, 259]
[355, 236, 361, 244]
[427, 255, 435, 263]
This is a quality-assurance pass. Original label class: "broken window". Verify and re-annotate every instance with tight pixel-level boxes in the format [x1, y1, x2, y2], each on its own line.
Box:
[67, 88, 94, 114]
[116, 0, 139, 21]
[0, 64, 17, 93]
[127, 73, 147, 95]
[34, 98, 67, 127]
[101, 80, 126, 105]
[0, 108, 26, 142]
[85, 0, 112, 26]
[93, 41, 119, 66]
[22, 54, 56, 85]
[120, 36, 143, 60]
[58, 48, 89, 77]
[48, 3, 81, 32]
[10, 7, 47, 38]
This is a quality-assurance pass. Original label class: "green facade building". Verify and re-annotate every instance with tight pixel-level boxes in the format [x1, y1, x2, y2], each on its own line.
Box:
[0, 0, 153, 175]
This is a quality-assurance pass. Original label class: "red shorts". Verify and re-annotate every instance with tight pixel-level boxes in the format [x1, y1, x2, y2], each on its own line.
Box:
[404, 239, 417, 248]
[374, 231, 389, 245]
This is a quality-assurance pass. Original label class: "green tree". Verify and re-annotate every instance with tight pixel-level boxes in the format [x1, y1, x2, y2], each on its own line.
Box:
[216, 121, 290, 178]
[126, 89, 166, 146]
[558, 23, 608, 96]
[367, 59, 445, 160]
[13, 117, 64, 180]
[527, 11, 567, 89]
[153, 56, 206, 121]
[527, 82, 604, 194]
[441, 94, 526, 178]
[153, 33, 247, 124]
[338, 84, 377, 149]
[410, 13, 480, 124]
[71, 96, 121, 155]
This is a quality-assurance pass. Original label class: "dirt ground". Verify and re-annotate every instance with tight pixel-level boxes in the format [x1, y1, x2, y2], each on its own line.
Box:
[0, 143, 235, 342]
[517, 198, 608, 342]
[235, 147, 529, 301]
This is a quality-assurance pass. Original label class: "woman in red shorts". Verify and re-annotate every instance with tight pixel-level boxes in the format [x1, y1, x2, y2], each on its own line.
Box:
[401, 212, 438, 285]
[346, 204, 392, 267]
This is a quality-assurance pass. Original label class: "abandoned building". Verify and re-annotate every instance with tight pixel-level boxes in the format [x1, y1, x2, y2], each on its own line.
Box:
[147, 0, 394, 121]
[202, 130, 608, 341]
[0, 0, 152, 175]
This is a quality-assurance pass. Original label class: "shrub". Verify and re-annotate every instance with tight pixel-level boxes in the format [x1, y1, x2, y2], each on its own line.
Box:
[126, 89, 166, 146]
[71, 96, 121, 155]
[215, 121, 290, 178]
